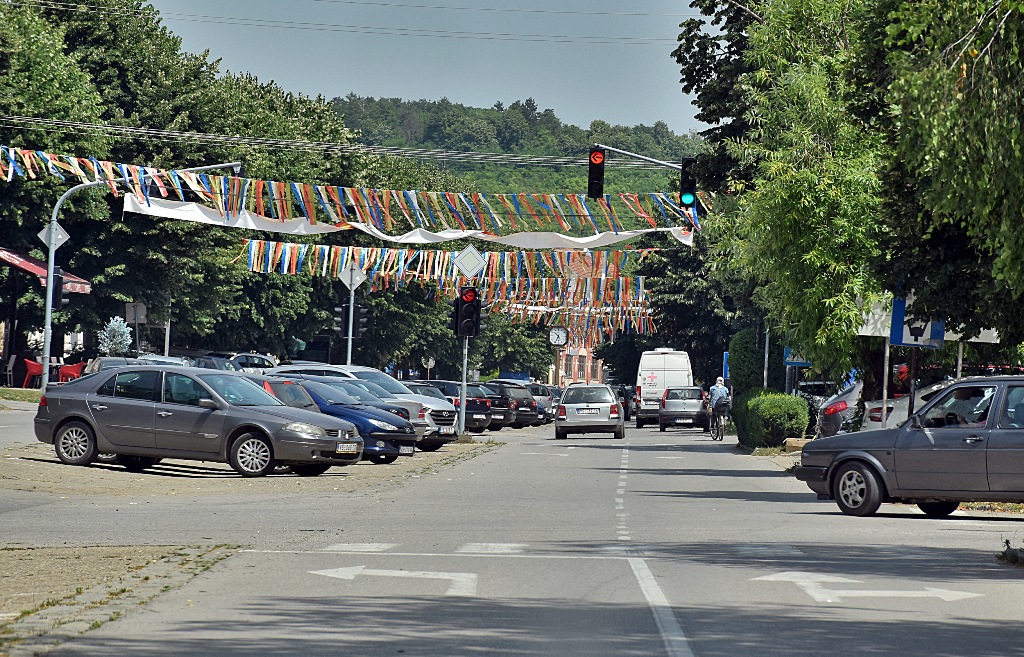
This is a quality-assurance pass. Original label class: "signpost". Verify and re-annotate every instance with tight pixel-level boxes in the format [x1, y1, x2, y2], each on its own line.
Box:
[341, 261, 367, 365]
[453, 246, 486, 434]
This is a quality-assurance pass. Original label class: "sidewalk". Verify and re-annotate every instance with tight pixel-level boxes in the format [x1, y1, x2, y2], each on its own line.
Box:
[0, 399, 39, 412]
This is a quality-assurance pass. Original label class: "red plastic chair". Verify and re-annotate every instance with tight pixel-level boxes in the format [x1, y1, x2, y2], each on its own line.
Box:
[22, 359, 43, 388]
[59, 361, 87, 382]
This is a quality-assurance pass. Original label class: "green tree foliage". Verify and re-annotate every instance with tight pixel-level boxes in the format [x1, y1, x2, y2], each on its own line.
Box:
[593, 333, 658, 385]
[718, 0, 889, 375]
[332, 94, 702, 195]
[0, 4, 109, 347]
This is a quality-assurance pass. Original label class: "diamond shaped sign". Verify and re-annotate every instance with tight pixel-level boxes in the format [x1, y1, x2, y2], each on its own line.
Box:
[38, 222, 70, 250]
[453, 245, 485, 280]
[341, 261, 367, 291]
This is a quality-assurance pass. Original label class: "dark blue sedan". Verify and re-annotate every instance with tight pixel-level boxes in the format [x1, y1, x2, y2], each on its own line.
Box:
[295, 380, 417, 464]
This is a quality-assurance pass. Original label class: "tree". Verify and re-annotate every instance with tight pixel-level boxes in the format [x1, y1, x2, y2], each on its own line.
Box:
[97, 316, 132, 355]
[718, 0, 889, 376]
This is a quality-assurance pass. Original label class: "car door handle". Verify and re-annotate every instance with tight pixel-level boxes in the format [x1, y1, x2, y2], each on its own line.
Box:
[91, 404, 107, 411]
[157, 411, 173, 417]
[963, 436, 984, 443]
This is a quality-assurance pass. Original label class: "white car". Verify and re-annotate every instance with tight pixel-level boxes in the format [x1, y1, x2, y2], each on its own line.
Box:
[859, 380, 955, 431]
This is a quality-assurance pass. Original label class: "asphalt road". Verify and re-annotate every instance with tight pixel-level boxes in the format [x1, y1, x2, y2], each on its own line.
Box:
[0, 400, 38, 448]
[4, 418, 1024, 656]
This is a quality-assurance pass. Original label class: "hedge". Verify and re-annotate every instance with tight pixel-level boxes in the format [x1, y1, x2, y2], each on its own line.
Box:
[734, 392, 810, 448]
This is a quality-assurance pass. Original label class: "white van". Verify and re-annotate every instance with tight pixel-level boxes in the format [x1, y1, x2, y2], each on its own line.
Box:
[635, 348, 694, 428]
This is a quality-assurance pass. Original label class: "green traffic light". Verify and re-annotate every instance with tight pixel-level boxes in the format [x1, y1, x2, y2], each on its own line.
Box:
[681, 192, 696, 206]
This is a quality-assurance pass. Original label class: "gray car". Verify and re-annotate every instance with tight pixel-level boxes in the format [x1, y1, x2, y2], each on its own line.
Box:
[658, 386, 710, 432]
[34, 366, 362, 477]
[554, 384, 625, 440]
[796, 377, 1023, 517]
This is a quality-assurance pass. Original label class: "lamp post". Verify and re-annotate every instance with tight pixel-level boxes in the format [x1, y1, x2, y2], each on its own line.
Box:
[40, 160, 242, 388]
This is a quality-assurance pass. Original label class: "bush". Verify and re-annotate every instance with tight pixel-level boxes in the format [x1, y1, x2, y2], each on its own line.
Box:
[735, 392, 809, 448]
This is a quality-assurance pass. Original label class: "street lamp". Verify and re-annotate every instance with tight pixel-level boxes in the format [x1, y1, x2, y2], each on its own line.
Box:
[39, 160, 242, 388]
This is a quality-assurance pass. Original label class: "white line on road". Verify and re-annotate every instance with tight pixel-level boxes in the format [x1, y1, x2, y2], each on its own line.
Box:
[322, 543, 397, 552]
[753, 571, 982, 603]
[628, 558, 695, 657]
[457, 543, 527, 554]
[310, 566, 478, 596]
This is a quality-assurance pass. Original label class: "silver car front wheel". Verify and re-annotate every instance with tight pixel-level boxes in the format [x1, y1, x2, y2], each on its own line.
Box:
[833, 462, 883, 517]
[229, 432, 275, 477]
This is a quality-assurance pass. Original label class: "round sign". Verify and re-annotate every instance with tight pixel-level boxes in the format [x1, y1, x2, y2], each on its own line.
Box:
[422, 356, 435, 369]
[589, 150, 605, 166]
[460, 288, 477, 303]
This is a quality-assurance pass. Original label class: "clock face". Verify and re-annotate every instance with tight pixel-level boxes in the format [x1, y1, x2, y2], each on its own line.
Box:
[549, 327, 568, 346]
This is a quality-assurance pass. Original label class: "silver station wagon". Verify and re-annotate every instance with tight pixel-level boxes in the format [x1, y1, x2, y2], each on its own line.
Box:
[796, 376, 1024, 516]
[34, 366, 362, 477]
[554, 384, 625, 440]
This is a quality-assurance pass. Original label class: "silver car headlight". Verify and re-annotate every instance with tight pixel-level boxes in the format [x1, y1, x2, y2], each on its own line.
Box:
[283, 422, 327, 436]
[368, 418, 399, 431]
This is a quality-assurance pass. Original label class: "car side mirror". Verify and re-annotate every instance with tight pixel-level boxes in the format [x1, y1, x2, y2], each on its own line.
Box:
[908, 414, 922, 430]
[199, 398, 219, 410]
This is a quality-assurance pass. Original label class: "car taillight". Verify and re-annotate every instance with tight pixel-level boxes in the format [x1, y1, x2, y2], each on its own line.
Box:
[557, 405, 566, 419]
[823, 400, 848, 416]
[485, 399, 491, 407]
[610, 403, 620, 419]
[39, 395, 47, 407]
[661, 390, 669, 409]
[867, 405, 892, 423]
[453, 398, 461, 406]
[262, 382, 275, 395]
[418, 408, 427, 420]
[636, 385, 641, 401]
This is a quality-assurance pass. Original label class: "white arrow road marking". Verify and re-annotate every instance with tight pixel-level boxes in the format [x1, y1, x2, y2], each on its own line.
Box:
[311, 566, 478, 596]
[753, 571, 982, 603]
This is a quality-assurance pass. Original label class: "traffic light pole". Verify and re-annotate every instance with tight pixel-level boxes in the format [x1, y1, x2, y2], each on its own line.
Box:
[346, 284, 355, 365]
[458, 335, 469, 435]
[39, 160, 241, 389]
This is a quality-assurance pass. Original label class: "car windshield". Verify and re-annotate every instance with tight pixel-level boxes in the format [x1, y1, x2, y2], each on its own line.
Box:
[353, 370, 413, 395]
[302, 381, 360, 405]
[562, 387, 614, 404]
[198, 374, 283, 406]
[409, 384, 446, 400]
[334, 382, 380, 403]
[346, 379, 397, 400]
[206, 358, 241, 371]
[467, 385, 490, 398]
[267, 382, 318, 410]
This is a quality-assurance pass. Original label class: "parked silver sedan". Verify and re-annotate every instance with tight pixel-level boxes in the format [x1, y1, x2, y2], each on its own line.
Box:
[554, 384, 625, 440]
[34, 366, 362, 477]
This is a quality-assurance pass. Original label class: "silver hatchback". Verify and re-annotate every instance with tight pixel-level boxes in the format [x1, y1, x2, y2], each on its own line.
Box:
[658, 386, 710, 432]
[554, 384, 625, 440]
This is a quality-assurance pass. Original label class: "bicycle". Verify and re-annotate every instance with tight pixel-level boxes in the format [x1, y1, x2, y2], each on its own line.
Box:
[710, 400, 730, 441]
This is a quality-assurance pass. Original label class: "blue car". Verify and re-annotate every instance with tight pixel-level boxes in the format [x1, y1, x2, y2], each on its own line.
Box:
[295, 380, 418, 464]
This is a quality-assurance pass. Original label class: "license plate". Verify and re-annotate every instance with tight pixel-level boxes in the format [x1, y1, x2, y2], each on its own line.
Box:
[336, 443, 358, 453]
[399, 445, 414, 454]
[644, 400, 658, 407]
[519, 407, 530, 411]
[492, 414, 504, 419]
[439, 426, 456, 434]
[473, 414, 486, 419]
[675, 418, 692, 424]
[577, 408, 599, 415]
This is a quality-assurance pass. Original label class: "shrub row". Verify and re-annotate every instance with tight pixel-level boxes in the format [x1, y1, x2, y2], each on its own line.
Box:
[733, 391, 810, 448]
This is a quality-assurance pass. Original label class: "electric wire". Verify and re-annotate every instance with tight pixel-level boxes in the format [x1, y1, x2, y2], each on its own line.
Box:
[12, 0, 680, 45]
[0, 115, 670, 170]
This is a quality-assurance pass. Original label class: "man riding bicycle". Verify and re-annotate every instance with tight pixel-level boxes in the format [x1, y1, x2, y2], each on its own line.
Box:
[709, 377, 730, 439]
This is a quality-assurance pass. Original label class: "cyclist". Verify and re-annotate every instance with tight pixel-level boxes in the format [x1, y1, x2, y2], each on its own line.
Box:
[709, 377, 730, 439]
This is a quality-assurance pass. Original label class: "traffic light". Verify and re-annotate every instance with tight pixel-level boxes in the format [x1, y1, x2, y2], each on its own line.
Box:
[332, 305, 345, 333]
[587, 147, 605, 200]
[680, 157, 697, 206]
[352, 303, 370, 340]
[448, 295, 462, 337]
[458, 286, 481, 337]
[50, 268, 69, 312]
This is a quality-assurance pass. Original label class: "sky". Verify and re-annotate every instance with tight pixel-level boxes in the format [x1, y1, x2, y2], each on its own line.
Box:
[144, 0, 706, 136]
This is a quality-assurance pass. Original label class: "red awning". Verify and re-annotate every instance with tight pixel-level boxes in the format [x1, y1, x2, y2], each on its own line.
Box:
[0, 247, 92, 294]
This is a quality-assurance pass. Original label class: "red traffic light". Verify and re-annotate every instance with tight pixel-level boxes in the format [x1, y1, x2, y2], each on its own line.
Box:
[460, 287, 477, 303]
[589, 150, 605, 166]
